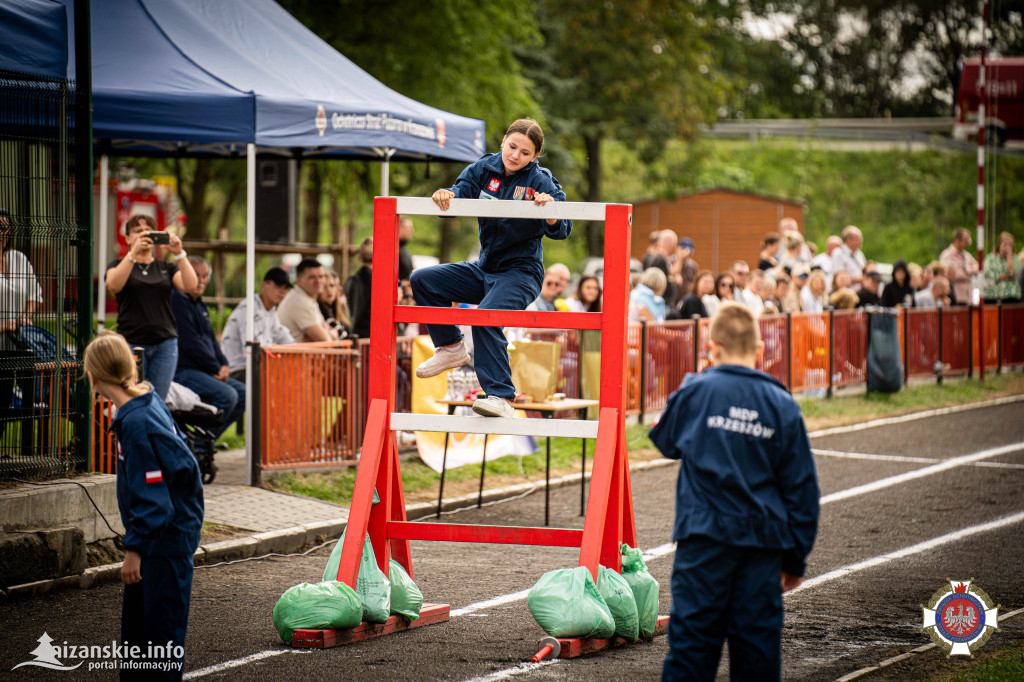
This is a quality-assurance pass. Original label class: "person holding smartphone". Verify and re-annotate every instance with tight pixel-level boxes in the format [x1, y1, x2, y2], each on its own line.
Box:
[105, 214, 197, 399]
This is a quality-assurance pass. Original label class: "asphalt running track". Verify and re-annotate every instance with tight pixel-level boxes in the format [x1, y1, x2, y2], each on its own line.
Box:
[1, 400, 1022, 681]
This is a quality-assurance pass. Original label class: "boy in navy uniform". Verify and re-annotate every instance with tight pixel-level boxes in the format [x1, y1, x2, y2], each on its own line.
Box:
[650, 303, 819, 681]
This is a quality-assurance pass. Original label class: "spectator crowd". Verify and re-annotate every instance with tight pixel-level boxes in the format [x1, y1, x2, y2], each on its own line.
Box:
[102, 212, 1024, 441]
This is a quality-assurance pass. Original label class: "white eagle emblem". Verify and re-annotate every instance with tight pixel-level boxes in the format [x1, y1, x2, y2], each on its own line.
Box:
[922, 579, 1000, 657]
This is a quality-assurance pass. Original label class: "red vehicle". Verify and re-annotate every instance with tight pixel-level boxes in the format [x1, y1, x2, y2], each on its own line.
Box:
[954, 57, 1024, 146]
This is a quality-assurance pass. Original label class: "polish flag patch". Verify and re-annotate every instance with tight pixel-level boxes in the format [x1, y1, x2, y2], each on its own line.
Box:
[145, 469, 164, 484]
[487, 178, 501, 193]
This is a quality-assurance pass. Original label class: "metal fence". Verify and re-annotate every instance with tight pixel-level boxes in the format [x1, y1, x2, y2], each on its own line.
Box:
[0, 71, 91, 479]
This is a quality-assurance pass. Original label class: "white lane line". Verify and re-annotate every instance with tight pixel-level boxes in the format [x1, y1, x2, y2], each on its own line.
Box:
[835, 607, 1024, 681]
[789, 510, 1024, 596]
[820, 442, 1024, 505]
[813, 449, 939, 464]
[463, 660, 561, 682]
[186, 437, 1024, 679]
[807, 394, 1024, 438]
[814, 448, 1024, 470]
[183, 649, 308, 679]
[451, 590, 531, 617]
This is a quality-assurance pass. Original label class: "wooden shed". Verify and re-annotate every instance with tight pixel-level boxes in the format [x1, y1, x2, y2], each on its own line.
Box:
[631, 188, 806, 275]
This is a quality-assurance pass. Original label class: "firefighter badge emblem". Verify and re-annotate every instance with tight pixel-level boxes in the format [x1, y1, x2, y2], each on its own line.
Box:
[922, 579, 999, 656]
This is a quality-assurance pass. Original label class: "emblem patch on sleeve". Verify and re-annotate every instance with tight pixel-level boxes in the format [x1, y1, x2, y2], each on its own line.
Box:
[145, 469, 164, 484]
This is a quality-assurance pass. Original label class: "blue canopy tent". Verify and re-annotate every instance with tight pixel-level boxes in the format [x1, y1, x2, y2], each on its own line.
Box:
[0, 0, 69, 80]
[81, 0, 485, 162]
[68, 0, 486, 482]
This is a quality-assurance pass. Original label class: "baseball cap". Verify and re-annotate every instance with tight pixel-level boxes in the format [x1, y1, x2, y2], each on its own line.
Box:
[679, 237, 695, 250]
[263, 267, 292, 288]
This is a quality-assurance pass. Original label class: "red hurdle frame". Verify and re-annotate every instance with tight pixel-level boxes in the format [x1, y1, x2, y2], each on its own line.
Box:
[335, 196, 636, 593]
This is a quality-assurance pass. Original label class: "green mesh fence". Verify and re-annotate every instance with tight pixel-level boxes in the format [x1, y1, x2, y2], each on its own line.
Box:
[0, 71, 91, 478]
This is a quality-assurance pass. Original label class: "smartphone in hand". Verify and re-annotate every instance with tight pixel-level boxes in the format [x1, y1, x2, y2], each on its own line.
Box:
[146, 231, 170, 245]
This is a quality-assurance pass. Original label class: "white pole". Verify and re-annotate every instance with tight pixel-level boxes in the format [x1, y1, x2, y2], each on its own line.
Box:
[97, 154, 109, 330]
[244, 144, 256, 485]
[380, 148, 395, 197]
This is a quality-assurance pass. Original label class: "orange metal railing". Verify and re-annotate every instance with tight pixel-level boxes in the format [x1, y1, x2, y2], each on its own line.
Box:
[260, 341, 358, 470]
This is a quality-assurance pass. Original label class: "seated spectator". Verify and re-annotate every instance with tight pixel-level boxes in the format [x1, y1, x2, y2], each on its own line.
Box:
[344, 238, 374, 339]
[856, 271, 883, 307]
[880, 259, 915, 308]
[567, 274, 601, 313]
[908, 262, 924, 291]
[812, 235, 843, 276]
[171, 256, 245, 439]
[278, 258, 334, 342]
[679, 270, 712, 319]
[319, 271, 352, 338]
[730, 260, 756, 309]
[780, 232, 805, 271]
[744, 269, 767, 317]
[832, 269, 852, 291]
[630, 267, 668, 323]
[768, 274, 792, 313]
[531, 263, 570, 312]
[829, 288, 859, 310]
[788, 264, 810, 312]
[705, 272, 735, 318]
[915, 275, 951, 308]
[757, 232, 782, 272]
[220, 267, 295, 383]
[983, 232, 1021, 304]
[801, 270, 827, 313]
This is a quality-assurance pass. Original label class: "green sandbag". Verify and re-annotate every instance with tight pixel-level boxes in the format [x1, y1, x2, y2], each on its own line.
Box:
[527, 566, 615, 639]
[389, 559, 423, 620]
[272, 581, 362, 645]
[321, 531, 391, 623]
[621, 544, 660, 639]
[597, 565, 640, 643]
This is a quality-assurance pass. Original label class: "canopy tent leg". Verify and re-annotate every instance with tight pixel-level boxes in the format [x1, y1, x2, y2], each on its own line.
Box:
[97, 154, 109, 330]
[245, 144, 256, 486]
[380, 148, 395, 197]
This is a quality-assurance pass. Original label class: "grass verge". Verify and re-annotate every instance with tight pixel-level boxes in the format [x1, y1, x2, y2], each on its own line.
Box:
[926, 642, 1024, 681]
[266, 371, 1024, 507]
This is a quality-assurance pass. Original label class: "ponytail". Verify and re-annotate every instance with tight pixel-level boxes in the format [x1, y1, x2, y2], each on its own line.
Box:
[84, 332, 152, 397]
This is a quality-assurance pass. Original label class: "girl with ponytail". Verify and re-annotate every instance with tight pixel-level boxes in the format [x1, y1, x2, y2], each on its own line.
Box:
[84, 331, 204, 679]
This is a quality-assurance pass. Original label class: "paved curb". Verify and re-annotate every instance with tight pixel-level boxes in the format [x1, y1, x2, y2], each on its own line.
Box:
[0, 459, 675, 603]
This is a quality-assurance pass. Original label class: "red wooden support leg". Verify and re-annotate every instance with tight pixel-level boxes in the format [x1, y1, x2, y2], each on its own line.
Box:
[336, 399, 388, 588]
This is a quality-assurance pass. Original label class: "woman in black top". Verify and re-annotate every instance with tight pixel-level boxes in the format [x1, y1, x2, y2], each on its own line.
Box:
[105, 215, 197, 398]
[880, 259, 915, 308]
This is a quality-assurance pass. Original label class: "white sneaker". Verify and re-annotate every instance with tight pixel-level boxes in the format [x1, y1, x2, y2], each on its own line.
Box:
[415, 342, 471, 378]
[472, 396, 514, 418]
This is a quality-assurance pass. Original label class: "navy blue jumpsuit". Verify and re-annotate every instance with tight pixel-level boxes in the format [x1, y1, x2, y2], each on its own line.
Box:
[410, 153, 571, 400]
[111, 391, 204, 680]
[649, 365, 820, 682]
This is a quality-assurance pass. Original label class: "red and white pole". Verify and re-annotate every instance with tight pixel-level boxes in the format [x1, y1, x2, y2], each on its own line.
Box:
[976, 1, 987, 382]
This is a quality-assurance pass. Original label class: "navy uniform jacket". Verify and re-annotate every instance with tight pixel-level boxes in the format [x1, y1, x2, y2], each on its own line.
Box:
[111, 391, 204, 558]
[172, 290, 229, 374]
[649, 365, 820, 576]
[448, 153, 571, 282]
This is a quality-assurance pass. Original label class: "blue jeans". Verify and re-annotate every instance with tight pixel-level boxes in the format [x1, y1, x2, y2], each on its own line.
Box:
[663, 537, 783, 682]
[410, 261, 541, 400]
[173, 368, 245, 439]
[136, 338, 179, 400]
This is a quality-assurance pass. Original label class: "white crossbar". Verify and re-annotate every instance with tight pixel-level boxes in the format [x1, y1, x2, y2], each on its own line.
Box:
[393, 197, 610, 222]
[390, 412, 599, 439]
